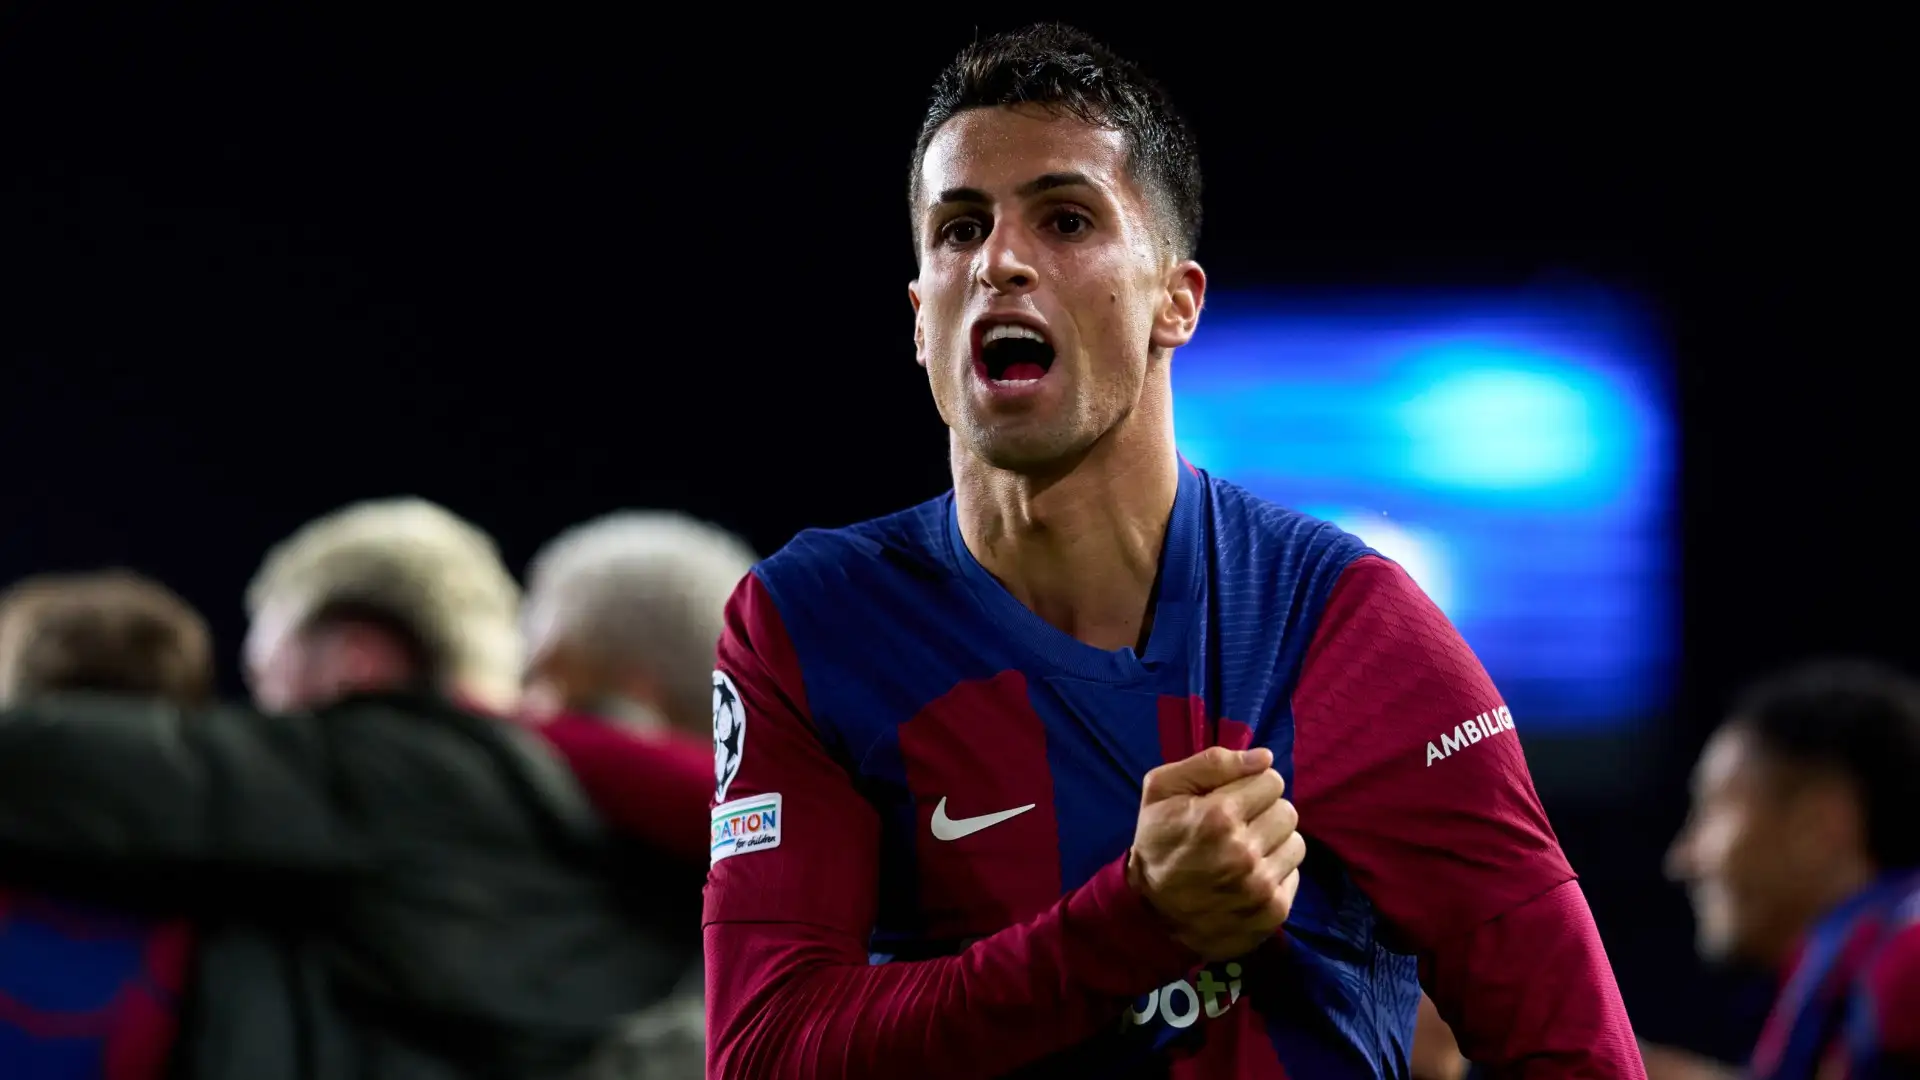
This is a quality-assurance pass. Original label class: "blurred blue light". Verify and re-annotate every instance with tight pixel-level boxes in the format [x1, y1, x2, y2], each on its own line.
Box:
[1401, 363, 1596, 489]
[1174, 292, 1674, 729]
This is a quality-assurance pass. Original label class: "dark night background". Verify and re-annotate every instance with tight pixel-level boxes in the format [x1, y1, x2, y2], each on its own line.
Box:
[1, 6, 1904, 1062]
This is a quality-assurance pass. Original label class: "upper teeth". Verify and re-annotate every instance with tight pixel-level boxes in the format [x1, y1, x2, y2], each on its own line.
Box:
[984, 324, 1045, 345]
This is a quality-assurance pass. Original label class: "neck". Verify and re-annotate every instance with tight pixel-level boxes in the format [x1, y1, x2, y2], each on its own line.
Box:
[1811, 855, 1883, 919]
[953, 373, 1179, 651]
[1763, 855, 1886, 970]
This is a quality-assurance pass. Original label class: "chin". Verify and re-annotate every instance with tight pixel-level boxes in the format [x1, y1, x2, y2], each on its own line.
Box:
[1693, 926, 1736, 965]
[1695, 916, 1778, 969]
[967, 422, 1092, 474]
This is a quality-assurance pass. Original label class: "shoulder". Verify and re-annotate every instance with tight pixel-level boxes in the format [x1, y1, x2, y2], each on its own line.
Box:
[326, 694, 605, 845]
[1201, 474, 1447, 638]
[715, 497, 960, 733]
[1198, 470, 1378, 621]
[1205, 474, 1372, 564]
[752, 496, 953, 600]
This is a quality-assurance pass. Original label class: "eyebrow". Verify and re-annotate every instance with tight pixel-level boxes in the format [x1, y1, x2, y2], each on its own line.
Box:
[931, 171, 1098, 211]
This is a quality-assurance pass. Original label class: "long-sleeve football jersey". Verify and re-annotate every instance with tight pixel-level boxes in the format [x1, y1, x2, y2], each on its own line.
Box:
[1750, 869, 1920, 1080]
[705, 461, 1642, 1078]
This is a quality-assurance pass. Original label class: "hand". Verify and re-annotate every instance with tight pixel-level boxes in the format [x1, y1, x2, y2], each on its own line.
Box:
[1127, 746, 1306, 961]
[1412, 993, 1467, 1080]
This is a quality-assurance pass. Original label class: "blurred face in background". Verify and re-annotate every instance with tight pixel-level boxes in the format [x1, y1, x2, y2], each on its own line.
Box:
[0, 603, 34, 706]
[518, 631, 602, 723]
[244, 599, 415, 712]
[1665, 724, 1856, 967]
[244, 599, 325, 711]
[519, 626, 671, 732]
[908, 105, 1203, 474]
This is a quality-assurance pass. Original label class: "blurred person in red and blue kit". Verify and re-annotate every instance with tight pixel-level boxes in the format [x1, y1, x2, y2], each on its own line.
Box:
[1648, 660, 1920, 1080]
[0, 569, 212, 1077]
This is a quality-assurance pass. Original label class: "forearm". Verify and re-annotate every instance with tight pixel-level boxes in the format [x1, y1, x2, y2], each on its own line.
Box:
[0, 695, 356, 875]
[1415, 993, 1470, 1080]
[1428, 880, 1643, 1079]
[537, 718, 712, 864]
[706, 857, 1195, 1079]
[0, 697, 239, 861]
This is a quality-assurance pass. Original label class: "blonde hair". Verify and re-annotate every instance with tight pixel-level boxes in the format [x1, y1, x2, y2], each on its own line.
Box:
[247, 497, 522, 711]
[524, 511, 756, 726]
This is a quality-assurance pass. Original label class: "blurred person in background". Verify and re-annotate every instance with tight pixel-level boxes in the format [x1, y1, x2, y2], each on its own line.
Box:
[522, 507, 752, 866]
[0, 497, 691, 1080]
[0, 569, 213, 706]
[522, 510, 756, 739]
[520, 510, 752, 867]
[0, 569, 211, 1077]
[1650, 659, 1920, 1080]
[516, 510, 758, 1079]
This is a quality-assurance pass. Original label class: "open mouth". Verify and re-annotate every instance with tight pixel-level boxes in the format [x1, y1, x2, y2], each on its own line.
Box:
[975, 323, 1056, 385]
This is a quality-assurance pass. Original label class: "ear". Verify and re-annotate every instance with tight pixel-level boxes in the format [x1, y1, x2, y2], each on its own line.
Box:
[908, 279, 927, 369]
[1150, 259, 1207, 350]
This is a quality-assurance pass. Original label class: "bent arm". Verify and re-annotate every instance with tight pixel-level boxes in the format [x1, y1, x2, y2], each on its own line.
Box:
[704, 573, 1196, 1078]
[1292, 556, 1642, 1078]
[707, 857, 1194, 1079]
[0, 693, 368, 876]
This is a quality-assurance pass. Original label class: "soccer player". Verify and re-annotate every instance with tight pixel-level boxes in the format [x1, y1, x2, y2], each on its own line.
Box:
[0, 569, 210, 1076]
[704, 22, 1640, 1078]
[1660, 660, 1920, 1079]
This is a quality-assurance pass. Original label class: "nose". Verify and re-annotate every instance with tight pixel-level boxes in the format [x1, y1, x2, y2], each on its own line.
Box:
[975, 222, 1038, 295]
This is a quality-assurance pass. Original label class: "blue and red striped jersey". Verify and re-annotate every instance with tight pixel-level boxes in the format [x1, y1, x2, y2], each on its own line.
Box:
[704, 463, 1640, 1078]
[1751, 870, 1920, 1080]
[0, 887, 189, 1079]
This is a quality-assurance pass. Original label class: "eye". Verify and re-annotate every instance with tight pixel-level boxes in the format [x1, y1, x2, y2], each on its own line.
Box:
[1050, 209, 1090, 236]
[939, 217, 985, 246]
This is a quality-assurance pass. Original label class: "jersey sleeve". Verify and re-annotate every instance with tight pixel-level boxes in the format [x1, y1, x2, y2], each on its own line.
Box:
[1290, 554, 1642, 1077]
[536, 718, 712, 866]
[704, 571, 1201, 1079]
[1861, 919, 1920, 1066]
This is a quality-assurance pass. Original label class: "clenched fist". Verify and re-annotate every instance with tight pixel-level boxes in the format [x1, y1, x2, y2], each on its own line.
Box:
[1126, 746, 1306, 961]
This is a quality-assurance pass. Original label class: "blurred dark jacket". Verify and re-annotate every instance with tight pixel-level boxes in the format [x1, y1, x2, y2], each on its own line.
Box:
[575, 965, 704, 1080]
[0, 690, 702, 1080]
[533, 715, 713, 1080]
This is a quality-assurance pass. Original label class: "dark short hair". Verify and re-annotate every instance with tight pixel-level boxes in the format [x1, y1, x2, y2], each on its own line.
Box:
[0, 569, 214, 705]
[1730, 659, 1920, 871]
[910, 23, 1203, 259]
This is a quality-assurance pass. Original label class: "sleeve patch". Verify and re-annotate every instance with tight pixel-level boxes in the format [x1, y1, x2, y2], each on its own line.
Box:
[712, 669, 745, 802]
[711, 793, 783, 864]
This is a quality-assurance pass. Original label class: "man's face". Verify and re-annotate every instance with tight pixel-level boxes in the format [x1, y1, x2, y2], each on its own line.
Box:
[908, 105, 1203, 472]
[1666, 725, 1817, 966]
[244, 600, 329, 712]
[0, 609, 28, 706]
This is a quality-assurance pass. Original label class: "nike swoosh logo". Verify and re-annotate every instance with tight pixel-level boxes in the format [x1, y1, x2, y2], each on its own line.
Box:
[930, 797, 1037, 841]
